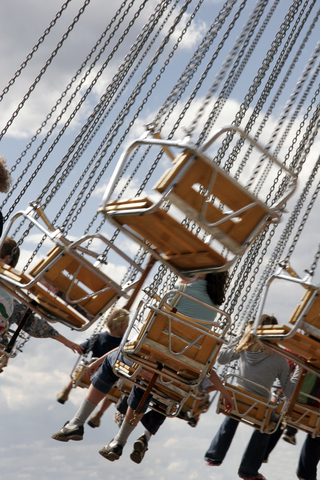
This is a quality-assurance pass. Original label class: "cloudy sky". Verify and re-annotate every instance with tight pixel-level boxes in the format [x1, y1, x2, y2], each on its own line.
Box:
[1, 0, 320, 479]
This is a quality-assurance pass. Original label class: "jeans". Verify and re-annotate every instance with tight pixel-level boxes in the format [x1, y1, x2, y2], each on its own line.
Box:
[297, 434, 320, 480]
[205, 416, 270, 477]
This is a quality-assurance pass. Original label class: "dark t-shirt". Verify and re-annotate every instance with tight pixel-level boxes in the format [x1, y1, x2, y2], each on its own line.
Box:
[81, 330, 122, 358]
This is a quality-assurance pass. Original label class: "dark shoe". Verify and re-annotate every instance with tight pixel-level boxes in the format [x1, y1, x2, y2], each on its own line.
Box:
[283, 432, 296, 445]
[130, 434, 148, 464]
[206, 461, 222, 466]
[99, 440, 123, 461]
[188, 416, 198, 427]
[51, 422, 84, 442]
[238, 474, 266, 480]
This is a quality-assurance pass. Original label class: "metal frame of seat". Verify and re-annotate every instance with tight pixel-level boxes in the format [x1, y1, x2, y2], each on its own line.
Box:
[252, 263, 320, 375]
[98, 126, 297, 279]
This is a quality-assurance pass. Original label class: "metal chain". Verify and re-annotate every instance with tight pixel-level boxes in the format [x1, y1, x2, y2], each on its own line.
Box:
[41, 0, 171, 228]
[57, 0, 197, 231]
[200, 0, 281, 144]
[239, 1, 319, 193]
[3, 0, 151, 222]
[152, 0, 238, 130]
[243, 153, 320, 321]
[214, 0, 303, 170]
[0, 0, 73, 104]
[0, 0, 92, 142]
[1, 0, 133, 211]
[194, 0, 268, 143]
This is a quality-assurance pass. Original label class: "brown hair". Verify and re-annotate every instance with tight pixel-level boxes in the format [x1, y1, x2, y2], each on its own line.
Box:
[235, 314, 278, 354]
[205, 271, 229, 306]
[105, 307, 130, 332]
[0, 237, 20, 268]
[0, 157, 12, 193]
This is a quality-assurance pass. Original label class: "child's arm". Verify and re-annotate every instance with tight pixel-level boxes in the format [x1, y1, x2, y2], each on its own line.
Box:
[206, 370, 234, 413]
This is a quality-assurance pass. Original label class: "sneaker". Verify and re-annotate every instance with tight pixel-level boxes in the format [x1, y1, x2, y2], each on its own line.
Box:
[99, 440, 123, 461]
[130, 434, 148, 464]
[206, 461, 222, 466]
[238, 474, 266, 480]
[56, 387, 71, 405]
[283, 432, 296, 445]
[113, 411, 125, 428]
[51, 422, 84, 442]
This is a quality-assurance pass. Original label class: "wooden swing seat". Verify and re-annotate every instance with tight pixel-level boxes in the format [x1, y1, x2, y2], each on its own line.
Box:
[113, 358, 198, 417]
[29, 245, 122, 317]
[216, 381, 284, 432]
[0, 263, 86, 329]
[99, 197, 228, 275]
[123, 306, 223, 384]
[255, 324, 320, 369]
[287, 401, 320, 437]
[155, 151, 275, 255]
[290, 288, 320, 329]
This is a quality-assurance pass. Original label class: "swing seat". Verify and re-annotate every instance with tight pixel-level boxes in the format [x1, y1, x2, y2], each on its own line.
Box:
[252, 266, 320, 372]
[112, 292, 230, 416]
[216, 374, 286, 433]
[29, 245, 123, 319]
[99, 126, 297, 278]
[0, 263, 87, 328]
[71, 358, 92, 388]
[99, 197, 230, 277]
[154, 151, 277, 255]
[286, 400, 320, 437]
[285, 370, 320, 438]
[113, 358, 199, 417]
[254, 325, 320, 372]
[121, 293, 230, 385]
[0, 202, 147, 330]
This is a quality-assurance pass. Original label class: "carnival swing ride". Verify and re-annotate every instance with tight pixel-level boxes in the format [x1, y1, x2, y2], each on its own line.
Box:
[1, 0, 320, 440]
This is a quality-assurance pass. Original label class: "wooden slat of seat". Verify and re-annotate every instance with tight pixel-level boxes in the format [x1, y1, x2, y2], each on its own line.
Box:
[300, 291, 320, 329]
[228, 384, 269, 422]
[102, 198, 226, 270]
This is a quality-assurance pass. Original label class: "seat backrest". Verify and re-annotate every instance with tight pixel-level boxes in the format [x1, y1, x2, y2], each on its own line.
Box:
[289, 288, 319, 326]
[124, 306, 222, 381]
[155, 153, 272, 253]
[29, 246, 120, 316]
[216, 381, 282, 432]
[0, 263, 86, 329]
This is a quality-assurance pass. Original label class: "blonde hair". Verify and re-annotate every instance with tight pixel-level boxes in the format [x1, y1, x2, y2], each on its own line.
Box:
[236, 314, 278, 354]
[105, 307, 130, 332]
[0, 157, 12, 193]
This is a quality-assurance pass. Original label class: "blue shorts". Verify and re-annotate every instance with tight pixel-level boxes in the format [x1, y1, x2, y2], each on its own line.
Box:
[91, 350, 152, 413]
